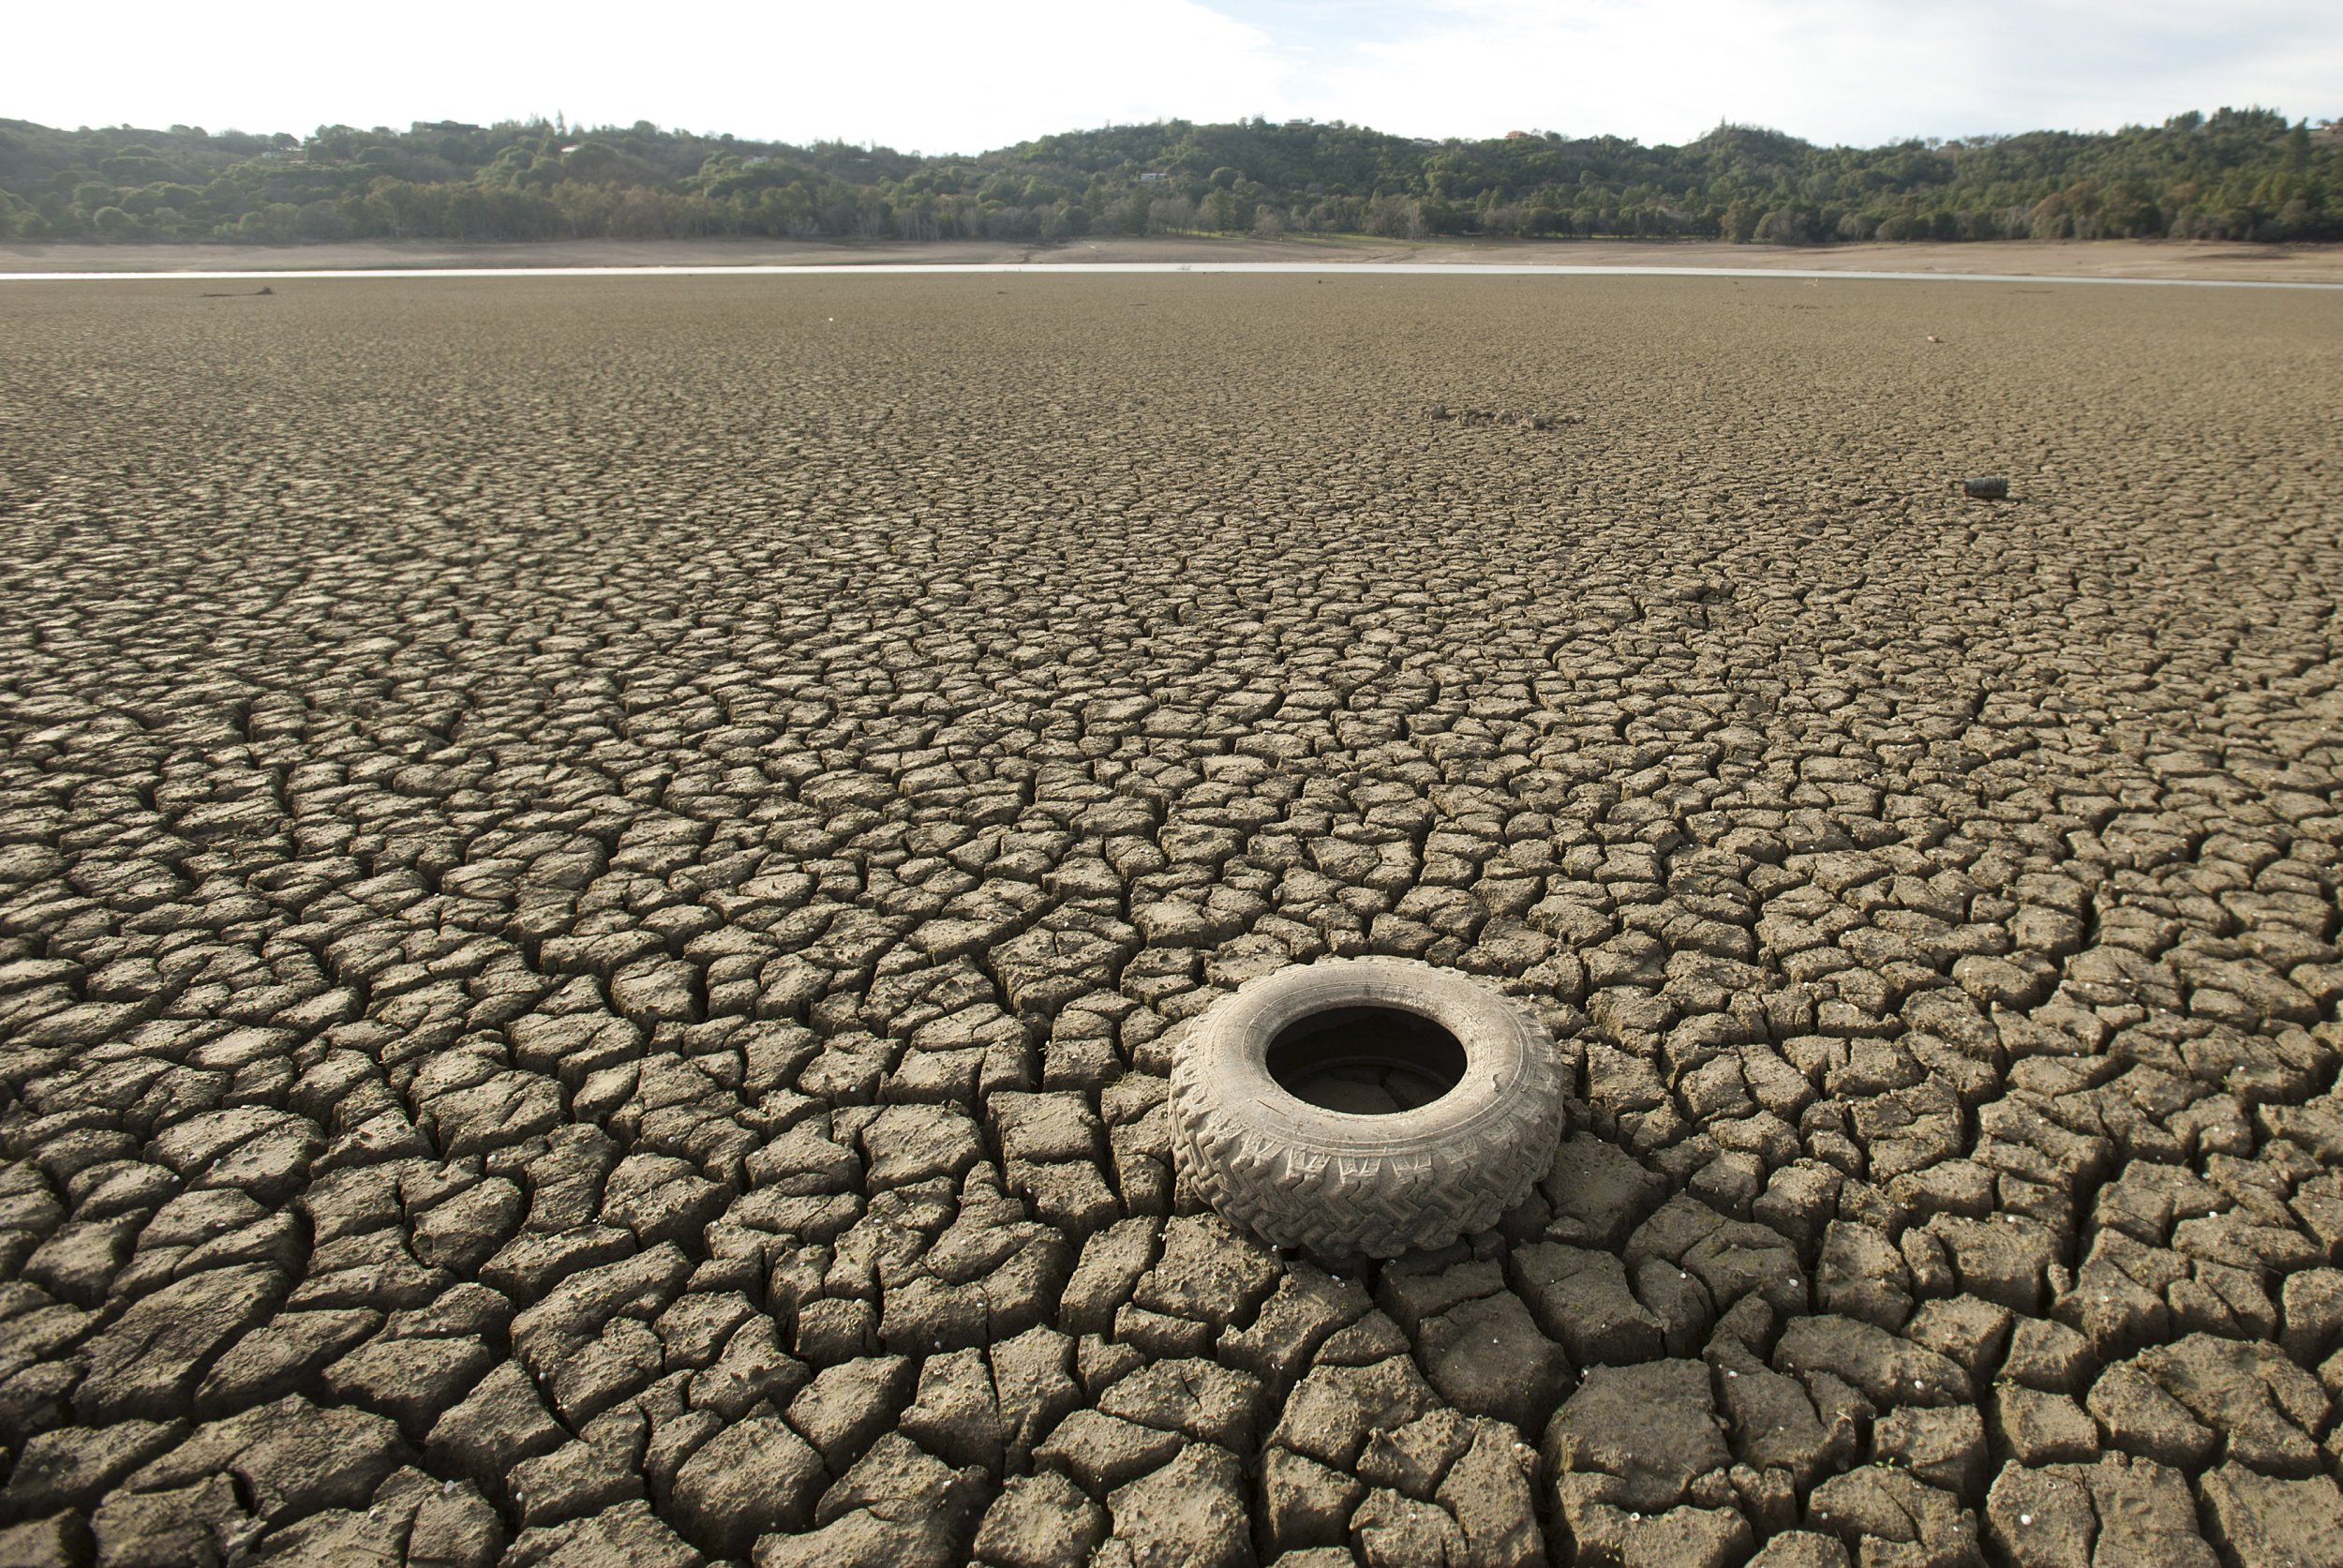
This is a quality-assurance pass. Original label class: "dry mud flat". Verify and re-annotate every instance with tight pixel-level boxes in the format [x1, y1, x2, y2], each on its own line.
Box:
[0, 273, 2339, 1567]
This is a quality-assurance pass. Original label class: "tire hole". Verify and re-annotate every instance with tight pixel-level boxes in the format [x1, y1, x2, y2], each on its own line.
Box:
[1265, 1005, 1466, 1113]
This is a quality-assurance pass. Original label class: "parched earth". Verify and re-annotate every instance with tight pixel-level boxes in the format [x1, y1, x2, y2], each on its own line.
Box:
[0, 273, 2339, 1567]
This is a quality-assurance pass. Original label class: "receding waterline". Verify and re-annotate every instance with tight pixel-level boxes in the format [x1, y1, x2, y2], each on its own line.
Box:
[2, 261, 2338, 290]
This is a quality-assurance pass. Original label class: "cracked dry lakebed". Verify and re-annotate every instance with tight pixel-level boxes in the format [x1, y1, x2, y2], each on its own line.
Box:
[1, 272, 2341, 1568]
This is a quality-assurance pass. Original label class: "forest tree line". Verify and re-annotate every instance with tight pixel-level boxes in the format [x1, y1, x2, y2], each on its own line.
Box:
[1, 107, 2336, 247]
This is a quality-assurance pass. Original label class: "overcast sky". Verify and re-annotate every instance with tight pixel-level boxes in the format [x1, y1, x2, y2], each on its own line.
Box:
[13, 0, 2338, 152]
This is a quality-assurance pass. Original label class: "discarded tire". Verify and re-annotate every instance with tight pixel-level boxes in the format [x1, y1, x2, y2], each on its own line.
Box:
[1169, 958, 1565, 1259]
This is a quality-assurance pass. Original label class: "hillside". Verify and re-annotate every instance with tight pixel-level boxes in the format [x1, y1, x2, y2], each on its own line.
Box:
[1, 107, 2335, 246]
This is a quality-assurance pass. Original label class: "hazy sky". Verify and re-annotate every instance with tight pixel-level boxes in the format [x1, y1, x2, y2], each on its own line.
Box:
[14, 0, 2338, 152]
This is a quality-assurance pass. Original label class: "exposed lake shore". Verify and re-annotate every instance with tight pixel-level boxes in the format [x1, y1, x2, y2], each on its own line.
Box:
[7, 231, 2340, 283]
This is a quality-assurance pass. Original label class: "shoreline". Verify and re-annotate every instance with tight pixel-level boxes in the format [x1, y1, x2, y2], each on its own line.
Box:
[7, 263, 2337, 291]
[6, 234, 2341, 285]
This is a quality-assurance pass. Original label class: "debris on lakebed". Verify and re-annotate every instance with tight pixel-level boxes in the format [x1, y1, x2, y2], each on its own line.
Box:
[1428, 403, 1582, 428]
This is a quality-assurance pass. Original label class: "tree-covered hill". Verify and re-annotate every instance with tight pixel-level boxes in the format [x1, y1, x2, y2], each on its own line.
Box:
[1, 107, 2334, 246]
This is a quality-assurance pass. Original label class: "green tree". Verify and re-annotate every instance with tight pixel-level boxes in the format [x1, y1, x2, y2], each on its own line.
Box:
[0, 106, 2333, 250]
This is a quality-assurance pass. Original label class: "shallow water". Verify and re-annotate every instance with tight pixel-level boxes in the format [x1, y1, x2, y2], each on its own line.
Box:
[4, 260, 2339, 287]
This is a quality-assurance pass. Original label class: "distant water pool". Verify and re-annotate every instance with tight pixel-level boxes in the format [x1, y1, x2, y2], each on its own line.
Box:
[3, 261, 2339, 289]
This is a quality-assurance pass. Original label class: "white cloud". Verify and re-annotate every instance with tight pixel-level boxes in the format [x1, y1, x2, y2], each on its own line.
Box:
[8, 0, 2336, 150]
[8, 0, 1293, 153]
[1271, 0, 2341, 146]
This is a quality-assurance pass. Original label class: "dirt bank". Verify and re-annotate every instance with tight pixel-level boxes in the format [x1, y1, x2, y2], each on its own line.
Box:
[6, 231, 2340, 283]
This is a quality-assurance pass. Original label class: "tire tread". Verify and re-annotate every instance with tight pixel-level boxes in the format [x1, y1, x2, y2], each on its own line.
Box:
[1168, 966, 1563, 1258]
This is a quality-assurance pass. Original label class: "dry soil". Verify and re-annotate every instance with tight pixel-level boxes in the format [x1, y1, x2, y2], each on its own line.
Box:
[1, 274, 2341, 1567]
